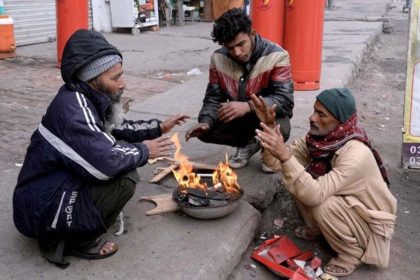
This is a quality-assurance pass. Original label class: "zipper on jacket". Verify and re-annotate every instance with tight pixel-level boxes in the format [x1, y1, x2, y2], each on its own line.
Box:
[238, 75, 247, 101]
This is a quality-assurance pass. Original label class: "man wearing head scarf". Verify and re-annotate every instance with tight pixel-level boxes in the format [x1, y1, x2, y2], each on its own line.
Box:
[12, 29, 189, 267]
[251, 88, 397, 277]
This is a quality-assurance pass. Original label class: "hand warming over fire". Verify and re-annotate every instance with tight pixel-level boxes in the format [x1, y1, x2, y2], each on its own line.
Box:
[218, 101, 251, 123]
[160, 114, 190, 134]
[143, 136, 175, 159]
[185, 123, 210, 142]
[256, 123, 291, 163]
[250, 94, 276, 128]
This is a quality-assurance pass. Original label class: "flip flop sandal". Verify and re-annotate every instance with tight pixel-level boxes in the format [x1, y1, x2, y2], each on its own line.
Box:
[294, 226, 321, 241]
[70, 240, 118, 260]
[324, 258, 362, 277]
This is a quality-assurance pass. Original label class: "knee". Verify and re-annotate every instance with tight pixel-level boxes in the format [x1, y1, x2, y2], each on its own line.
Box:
[312, 196, 340, 223]
[197, 133, 210, 143]
[120, 177, 136, 201]
[118, 170, 138, 201]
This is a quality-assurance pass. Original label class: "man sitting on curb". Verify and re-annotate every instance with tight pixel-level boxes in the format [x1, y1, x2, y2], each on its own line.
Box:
[13, 29, 189, 267]
[185, 8, 294, 173]
[251, 88, 397, 277]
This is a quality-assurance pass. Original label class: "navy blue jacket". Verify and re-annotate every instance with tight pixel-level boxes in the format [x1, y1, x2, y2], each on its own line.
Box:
[13, 29, 161, 239]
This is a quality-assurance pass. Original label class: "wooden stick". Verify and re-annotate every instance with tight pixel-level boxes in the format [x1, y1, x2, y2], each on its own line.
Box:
[149, 163, 179, 183]
[139, 194, 179, 215]
[149, 160, 217, 184]
[191, 162, 217, 170]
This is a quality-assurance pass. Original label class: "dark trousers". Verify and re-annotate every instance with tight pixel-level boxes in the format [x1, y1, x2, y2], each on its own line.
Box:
[39, 170, 139, 266]
[198, 113, 291, 147]
[88, 169, 139, 228]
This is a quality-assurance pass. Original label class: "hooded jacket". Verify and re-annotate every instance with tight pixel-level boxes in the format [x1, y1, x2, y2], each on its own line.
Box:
[13, 29, 161, 239]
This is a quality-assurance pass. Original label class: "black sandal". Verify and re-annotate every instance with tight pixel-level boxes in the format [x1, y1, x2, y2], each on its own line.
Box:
[70, 239, 118, 260]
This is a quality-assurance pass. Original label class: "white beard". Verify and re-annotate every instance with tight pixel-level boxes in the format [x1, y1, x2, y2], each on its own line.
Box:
[104, 101, 125, 134]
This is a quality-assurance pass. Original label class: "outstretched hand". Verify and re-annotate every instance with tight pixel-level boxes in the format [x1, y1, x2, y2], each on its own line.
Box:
[185, 123, 210, 142]
[250, 94, 276, 127]
[143, 136, 174, 159]
[256, 122, 291, 162]
[160, 114, 190, 134]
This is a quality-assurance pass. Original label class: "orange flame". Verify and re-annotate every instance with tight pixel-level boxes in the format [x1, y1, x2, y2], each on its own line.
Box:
[170, 133, 240, 194]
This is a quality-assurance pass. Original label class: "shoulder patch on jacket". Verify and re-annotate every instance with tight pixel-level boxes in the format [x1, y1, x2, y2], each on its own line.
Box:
[211, 53, 243, 81]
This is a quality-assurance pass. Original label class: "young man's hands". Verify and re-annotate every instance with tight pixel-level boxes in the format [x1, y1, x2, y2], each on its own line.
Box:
[217, 101, 251, 123]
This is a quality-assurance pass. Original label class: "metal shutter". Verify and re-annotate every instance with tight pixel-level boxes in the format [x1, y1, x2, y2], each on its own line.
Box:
[4, 0, 56, 46]
[4, 0, 93, 47]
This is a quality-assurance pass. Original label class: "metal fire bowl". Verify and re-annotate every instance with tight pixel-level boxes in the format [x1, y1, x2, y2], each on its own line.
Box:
[176, 189, 244, 220]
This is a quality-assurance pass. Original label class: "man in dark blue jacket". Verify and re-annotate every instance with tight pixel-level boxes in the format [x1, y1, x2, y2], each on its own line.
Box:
[12, 29, 189, 267]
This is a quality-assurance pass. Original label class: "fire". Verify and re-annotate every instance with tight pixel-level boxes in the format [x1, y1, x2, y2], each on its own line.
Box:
[170, 133, 240, 194]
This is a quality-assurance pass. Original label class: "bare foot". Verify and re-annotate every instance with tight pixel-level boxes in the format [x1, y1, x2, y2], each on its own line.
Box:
[324, 264, 348, 274]
[70, 240, 119, 260]
[324, 260, 361, 277]
[100, 241, 117, 255]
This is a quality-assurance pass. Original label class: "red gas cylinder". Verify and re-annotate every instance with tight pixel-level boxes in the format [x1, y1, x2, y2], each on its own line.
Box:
[283, 0, 324, 91]
[0, 15, 16, 59]
[56, 0, 88, 66]
[251, 0, 285, 46]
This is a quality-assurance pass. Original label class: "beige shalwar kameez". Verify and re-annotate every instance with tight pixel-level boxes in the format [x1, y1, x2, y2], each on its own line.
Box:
[264, 138, 397, 268]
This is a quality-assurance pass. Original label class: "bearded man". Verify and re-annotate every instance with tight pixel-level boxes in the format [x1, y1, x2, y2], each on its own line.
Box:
[251, 88, 397, 277]
[12, 29, 189, 267]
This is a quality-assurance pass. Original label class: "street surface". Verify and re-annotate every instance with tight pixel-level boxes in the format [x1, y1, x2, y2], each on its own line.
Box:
[0, 1, 418, 279]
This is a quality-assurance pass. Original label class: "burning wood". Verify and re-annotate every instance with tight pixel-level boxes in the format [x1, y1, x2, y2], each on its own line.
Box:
[170, 133, 242, 208]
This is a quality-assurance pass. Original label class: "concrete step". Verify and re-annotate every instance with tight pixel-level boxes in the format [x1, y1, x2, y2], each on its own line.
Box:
[1, 166, 261, 279]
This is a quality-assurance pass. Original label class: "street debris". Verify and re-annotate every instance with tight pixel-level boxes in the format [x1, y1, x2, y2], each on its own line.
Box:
[251, 235, 325, 280]
[258, 231, 268, 240]
[243, 263, 257, 278]
[187, 67, 202, 76]
[374, 103, 385, 114]
[157, 72, 184, 84]
[320, 273, 338, 280]
[383, 20, 395, 34]
[114, 211, 125, 236]
[273, 217, 286, 230]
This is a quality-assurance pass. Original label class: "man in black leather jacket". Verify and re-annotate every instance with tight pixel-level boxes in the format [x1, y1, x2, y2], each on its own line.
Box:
[185, 9, 294, 173]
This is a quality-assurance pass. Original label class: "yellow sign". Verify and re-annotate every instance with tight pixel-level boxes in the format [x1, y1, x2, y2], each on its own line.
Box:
[403, 0, 420, 167]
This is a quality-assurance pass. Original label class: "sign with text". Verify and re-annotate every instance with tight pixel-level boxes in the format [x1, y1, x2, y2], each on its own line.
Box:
[403, 0, 420, 168]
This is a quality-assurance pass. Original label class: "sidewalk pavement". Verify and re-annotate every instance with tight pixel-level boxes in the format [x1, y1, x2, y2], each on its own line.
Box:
[0, 0, 394, 279]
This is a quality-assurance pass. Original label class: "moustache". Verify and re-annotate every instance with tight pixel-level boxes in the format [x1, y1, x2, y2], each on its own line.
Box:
[310, 122, 318, 129]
